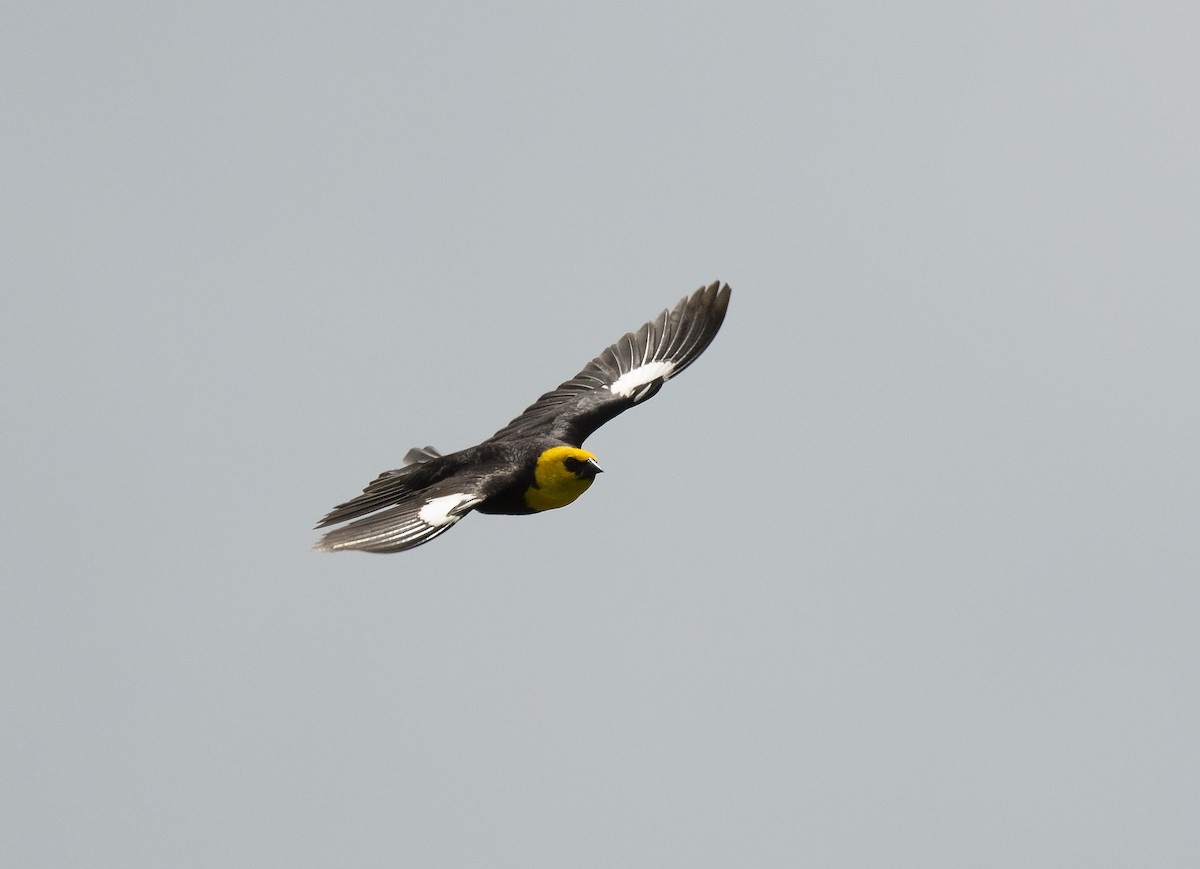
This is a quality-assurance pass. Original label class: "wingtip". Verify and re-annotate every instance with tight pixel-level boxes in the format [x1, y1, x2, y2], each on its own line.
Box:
[692, 280, 731, 323]
[311, 529, 343, 551]
[711, 280, 731, 311]
[690, 280, 731, 308]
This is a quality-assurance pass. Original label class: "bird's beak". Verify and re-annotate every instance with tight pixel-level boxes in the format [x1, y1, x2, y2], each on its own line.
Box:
[584, 458, 604, 476]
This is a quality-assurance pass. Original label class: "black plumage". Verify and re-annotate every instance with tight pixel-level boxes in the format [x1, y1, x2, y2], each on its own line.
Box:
[314, 281, 731, 553]
[486, 281, 731, 445]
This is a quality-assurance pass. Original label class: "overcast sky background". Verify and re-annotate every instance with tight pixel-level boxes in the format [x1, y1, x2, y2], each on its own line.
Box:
[3, 2, 1199, 866]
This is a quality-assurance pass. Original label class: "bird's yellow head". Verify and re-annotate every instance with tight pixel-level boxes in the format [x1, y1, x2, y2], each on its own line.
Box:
[524, 446, 604, 512]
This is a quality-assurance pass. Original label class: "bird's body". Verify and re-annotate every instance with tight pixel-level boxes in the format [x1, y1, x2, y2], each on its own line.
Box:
[314, 281, 731, 553]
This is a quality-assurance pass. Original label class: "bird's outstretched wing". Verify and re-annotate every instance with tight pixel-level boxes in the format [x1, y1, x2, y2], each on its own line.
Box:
[313, 475, 485, 553]
[313, 446, 445, 529]
[486, 281, 731, 447]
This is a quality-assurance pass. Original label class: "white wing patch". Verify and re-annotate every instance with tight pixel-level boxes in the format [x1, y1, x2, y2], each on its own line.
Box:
[418, 493, 478, 526]
[609, 360, 675, 399]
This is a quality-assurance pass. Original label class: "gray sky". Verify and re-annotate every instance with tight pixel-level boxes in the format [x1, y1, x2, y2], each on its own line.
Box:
[4, 2, 1199, 866]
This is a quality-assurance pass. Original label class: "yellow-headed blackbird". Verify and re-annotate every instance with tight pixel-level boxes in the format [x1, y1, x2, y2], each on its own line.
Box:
[314, 281, 731, 553]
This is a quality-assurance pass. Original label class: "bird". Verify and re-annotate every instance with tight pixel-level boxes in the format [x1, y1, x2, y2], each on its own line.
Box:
[313, 280, 731, 553]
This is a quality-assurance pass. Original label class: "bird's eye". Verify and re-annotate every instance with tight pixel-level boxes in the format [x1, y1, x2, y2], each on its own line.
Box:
[563, 457, 584, 473]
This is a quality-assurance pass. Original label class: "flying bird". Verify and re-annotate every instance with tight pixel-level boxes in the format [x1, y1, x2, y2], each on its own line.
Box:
[314, 281, 731, 553]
